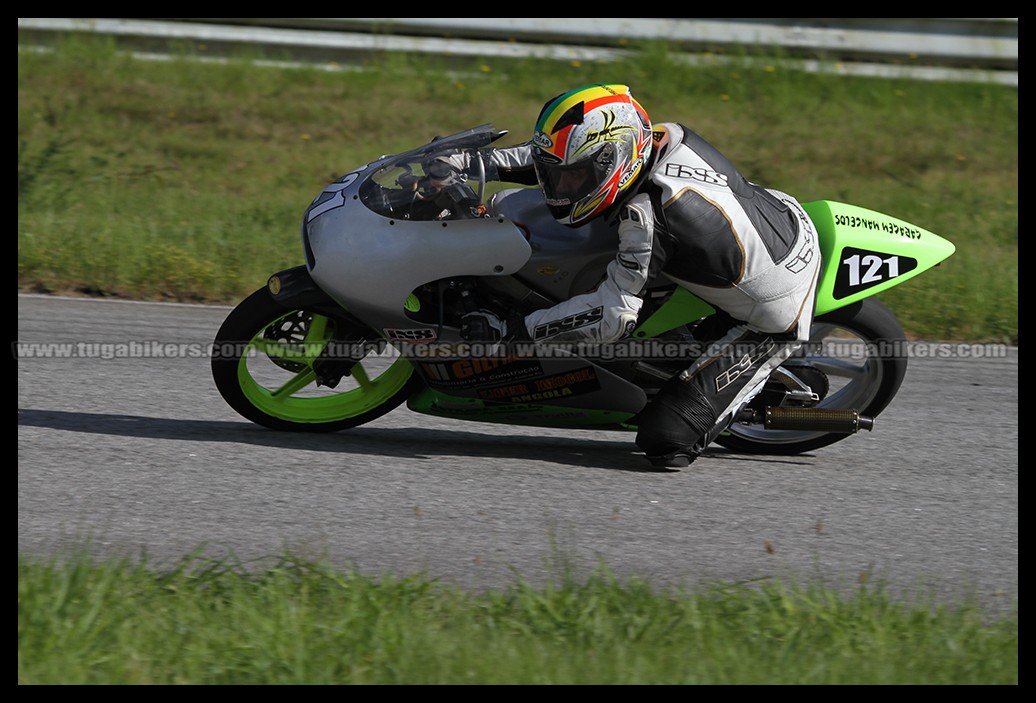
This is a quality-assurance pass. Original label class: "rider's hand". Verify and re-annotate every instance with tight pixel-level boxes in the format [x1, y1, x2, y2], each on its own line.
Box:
[460, 310, 508, 342]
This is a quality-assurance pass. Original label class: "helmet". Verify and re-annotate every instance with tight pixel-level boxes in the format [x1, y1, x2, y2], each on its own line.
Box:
[531, 84, 652, 226]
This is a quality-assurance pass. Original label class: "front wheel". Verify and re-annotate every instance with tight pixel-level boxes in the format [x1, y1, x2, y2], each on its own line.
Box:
[715, 298, 908, 455]
[211, 287, 422, 432]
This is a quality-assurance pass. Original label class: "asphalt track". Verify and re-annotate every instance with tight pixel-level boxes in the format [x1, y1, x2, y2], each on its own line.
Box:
[17, 294, 1018, 616]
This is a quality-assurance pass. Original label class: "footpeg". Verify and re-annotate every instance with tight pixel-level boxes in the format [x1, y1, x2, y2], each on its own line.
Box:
[763, 406, 874, 433]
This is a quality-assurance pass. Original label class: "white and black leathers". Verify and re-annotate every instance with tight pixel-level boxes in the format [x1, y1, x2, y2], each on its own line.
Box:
[485, 123, 821, 466]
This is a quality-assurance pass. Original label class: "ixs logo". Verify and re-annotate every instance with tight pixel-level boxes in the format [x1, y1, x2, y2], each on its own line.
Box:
[532, 307, 604, 340]
[662, 163, 728, 187]
[715, 338, 776, 392]
[384, 328, 438, 343]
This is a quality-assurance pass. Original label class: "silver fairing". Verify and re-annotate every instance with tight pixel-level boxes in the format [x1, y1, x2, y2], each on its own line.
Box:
[305, 192, 531, 335]
[301, 127, 532, 339]
[297, 125, 648, 418]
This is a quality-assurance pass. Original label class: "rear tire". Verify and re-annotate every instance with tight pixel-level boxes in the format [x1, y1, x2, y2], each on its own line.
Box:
[714, 298, 908, 455]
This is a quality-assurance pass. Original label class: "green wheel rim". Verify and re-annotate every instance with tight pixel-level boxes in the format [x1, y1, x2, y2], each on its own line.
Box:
[236, 313, 414, 424]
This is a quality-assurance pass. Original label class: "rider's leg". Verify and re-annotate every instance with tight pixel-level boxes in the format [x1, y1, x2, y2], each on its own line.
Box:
[634, 323, 801, 468]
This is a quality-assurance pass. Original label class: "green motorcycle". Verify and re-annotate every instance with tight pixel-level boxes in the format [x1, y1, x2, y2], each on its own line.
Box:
[212, 125, 955, 457]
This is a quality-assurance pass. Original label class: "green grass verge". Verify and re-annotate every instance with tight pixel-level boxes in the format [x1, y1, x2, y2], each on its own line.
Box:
[18, 551, 1018, 685]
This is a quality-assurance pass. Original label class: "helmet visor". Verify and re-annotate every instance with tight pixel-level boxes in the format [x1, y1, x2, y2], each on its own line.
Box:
[536, 159, 600, 206]
[534, 143, 616, 213]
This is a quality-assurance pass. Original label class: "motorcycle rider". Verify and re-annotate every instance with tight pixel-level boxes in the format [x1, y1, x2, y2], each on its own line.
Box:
[461, 84, 821, 469]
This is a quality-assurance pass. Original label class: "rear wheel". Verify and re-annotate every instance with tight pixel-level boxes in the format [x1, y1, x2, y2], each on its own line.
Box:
[211, 287, 422, 432]
[715, 298, 908, 455]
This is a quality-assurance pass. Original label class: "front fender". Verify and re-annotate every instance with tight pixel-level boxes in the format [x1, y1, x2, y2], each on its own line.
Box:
[265, 265, 367, 327]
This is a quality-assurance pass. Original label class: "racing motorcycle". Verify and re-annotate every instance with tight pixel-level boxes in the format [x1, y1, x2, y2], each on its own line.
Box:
[210, 124, 956, 457]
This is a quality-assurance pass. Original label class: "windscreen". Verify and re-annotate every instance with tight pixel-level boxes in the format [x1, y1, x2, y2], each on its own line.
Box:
[358, 126, 500, 221]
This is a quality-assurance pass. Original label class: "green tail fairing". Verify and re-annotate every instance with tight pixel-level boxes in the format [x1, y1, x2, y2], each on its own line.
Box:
[803, 200, 956, 314]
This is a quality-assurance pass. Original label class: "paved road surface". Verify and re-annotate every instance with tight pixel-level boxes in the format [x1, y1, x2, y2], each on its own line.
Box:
[17, 294, 1018, 616]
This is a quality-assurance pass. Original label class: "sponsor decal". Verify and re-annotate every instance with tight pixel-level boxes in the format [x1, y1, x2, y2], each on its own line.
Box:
[618, 156, 644, 188]
[715, 338, 776, 392]
[452, 356, 528, 380]
[532, 307, 604, 340]
[834, 213, 922, 239]
[384, 328, 438, 343]
[417, 355, 544, 389]
[532, 131, 554, 149]
[476, 367, 601, 403]
[662, 162, 728, 187]
[779, 196, 816, 274]
[783, 235, 816, 274]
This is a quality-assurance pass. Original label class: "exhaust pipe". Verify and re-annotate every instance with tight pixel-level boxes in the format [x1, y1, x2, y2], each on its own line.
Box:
[737, 406, 874, 433]
[764, 406, 873, 433]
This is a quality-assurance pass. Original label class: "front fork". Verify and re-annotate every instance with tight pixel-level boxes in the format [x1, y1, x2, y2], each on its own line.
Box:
[266, 265, 376, 388]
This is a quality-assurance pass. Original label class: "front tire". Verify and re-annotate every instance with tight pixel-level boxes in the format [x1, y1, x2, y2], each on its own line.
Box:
[211, 287, 422, 432]
[715, 298, 908, 455]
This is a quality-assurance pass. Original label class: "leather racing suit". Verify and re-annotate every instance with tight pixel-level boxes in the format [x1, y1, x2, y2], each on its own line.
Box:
[482, 122, 822, 466]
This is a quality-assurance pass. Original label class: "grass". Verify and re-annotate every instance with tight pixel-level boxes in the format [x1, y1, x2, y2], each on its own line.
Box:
[18, 551, 1018, 685]
[17, 34, 1017, 342]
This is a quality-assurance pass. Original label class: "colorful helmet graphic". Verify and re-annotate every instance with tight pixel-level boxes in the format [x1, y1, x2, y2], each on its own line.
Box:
[531, 84, 652, 226]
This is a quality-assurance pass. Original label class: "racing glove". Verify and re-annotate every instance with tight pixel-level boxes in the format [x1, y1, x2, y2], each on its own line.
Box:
[522, 192, 654, 343]
[460, 310, 506, 342]
[460, 310, 530, 342]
